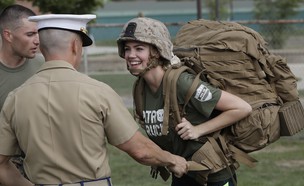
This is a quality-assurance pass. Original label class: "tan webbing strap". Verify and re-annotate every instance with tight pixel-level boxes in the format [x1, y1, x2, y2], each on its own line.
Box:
[133, 78, 145, 124]
[199, 49, 267, 89]
[204, 61, 253, 71]
[182, 71, 203, 115]
[216, 131, 258, 168]
[254, 56, 283, 103]
[207, 137, 232, 169]
[199, 51, 251, 62]
[175, 48, 251, 62]
[156, 161, 210, 181]
[228, 144, 258, 168]
[252, 59, 266, 79]
[163, 67, 173, 96]
[187, 161, 210, 171]
[170, 66, 190, 123]
[218, 134, 231, 156]
[162, 67, 176, 135]
[207, 136, 237, 186]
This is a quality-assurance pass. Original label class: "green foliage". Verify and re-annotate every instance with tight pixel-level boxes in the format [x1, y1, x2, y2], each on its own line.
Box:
[27, 0, 104, 14]
[299, 89, 304, 97]
[0, 0, 14, 12]
[253, 0, 301, 49]
[254, 0, 299, 20]
[206, 0, 230, 20]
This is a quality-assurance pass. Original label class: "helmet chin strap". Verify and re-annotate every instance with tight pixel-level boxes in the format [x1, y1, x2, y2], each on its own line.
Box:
[128, 57, 160, 77]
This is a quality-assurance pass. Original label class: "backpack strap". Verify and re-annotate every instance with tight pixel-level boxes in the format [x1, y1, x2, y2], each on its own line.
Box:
[162, 65, 190, 135]
[162, 67, 177, 135]
[170, 66, 192, 122]
[182, 71, 203, 116]
[133, 65, 198, 134]
[216, 132, 258, 168]
[228, 143, 258, 168]
[133, 77, 145, 127]
[207, 136, 237, 186]
[209, 133, 258, 185]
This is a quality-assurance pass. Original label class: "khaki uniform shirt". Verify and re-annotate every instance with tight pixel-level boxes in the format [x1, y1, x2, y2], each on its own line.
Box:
[0, 60, 139, 184]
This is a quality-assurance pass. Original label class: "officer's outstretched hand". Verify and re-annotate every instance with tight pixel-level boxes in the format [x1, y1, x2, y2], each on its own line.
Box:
[166, 155, 188, 178]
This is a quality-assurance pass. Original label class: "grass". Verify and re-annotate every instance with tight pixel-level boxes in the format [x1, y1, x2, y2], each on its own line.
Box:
[90, 73, 136, 96]
[299, 89, 304, 98]
[107, 131, 304, 186]
[95, 40, 117, 46]
[237, 134, 304, 186]
[90, 73, 304, 186]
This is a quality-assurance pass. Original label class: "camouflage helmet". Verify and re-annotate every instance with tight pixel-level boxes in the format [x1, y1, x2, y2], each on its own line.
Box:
[117, 17, 173, 61]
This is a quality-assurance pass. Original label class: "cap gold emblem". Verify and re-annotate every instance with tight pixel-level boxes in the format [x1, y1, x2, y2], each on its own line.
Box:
[80, 27, 88, 34]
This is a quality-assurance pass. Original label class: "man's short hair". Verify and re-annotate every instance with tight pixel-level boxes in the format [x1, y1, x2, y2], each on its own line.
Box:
[0, 4, 36, 32]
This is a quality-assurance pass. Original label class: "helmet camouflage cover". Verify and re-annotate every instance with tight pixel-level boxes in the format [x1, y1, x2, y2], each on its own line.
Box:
[117, 17, 173, 61]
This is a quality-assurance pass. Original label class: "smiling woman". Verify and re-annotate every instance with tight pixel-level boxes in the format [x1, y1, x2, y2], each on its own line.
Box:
[116, 17, 252, 186]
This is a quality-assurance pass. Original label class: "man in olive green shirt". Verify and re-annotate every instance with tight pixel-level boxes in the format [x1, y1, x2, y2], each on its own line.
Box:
[0, 5, 43, 183]
[0, 4, 43, 111]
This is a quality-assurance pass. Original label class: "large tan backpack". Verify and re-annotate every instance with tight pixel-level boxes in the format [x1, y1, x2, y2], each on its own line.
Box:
[171, 19, 303, 152]
[132, 19, 304, 183]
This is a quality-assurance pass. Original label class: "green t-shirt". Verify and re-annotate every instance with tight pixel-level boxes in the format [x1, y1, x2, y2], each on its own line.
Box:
[142, 71, 233, 182]
[143, 71, 221, 157]
[0, 54, 44, 111]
